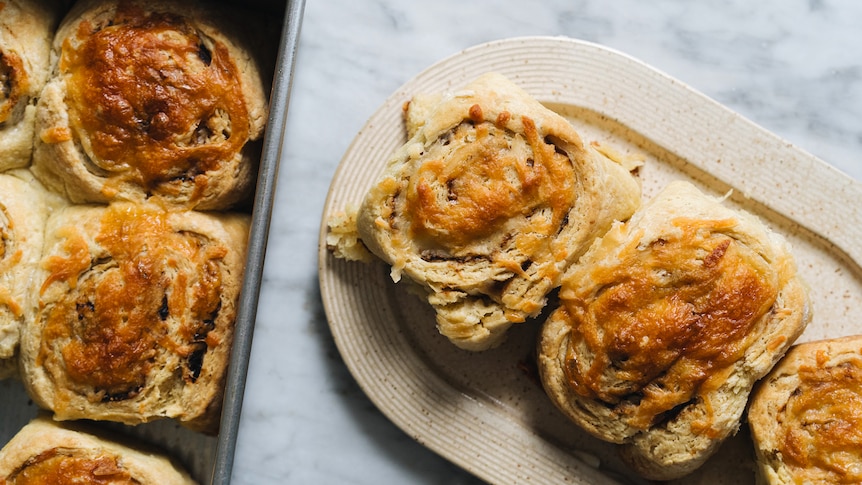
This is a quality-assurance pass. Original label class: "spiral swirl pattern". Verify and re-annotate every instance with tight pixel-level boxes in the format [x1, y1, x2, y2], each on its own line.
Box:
[749, 335, 862, 485]
[0, 0, 58, 170]
[538, 181, 810, 480]
[32, 0, 268, 210]
[21, 203, 248, 433]
[356, 73, 641, 351]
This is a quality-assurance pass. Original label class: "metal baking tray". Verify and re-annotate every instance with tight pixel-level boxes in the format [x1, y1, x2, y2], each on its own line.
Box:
[0, 0, 305, 483]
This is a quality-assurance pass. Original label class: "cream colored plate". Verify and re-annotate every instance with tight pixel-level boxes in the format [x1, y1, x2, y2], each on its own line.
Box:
[317, 36, 862, 484]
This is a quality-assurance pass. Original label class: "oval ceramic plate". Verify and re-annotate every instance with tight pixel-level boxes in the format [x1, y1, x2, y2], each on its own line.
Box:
[318, 36, 862, 484]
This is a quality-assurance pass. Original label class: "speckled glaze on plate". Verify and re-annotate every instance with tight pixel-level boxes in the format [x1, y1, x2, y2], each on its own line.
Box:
[318, 36, 862, 484]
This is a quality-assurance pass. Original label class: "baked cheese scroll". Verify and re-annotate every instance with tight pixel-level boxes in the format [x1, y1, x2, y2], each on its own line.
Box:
[749, 335, 862, 485]
[31, 0, 268, 210]
[20, 202, 248, 434]
[0, 172, 50, 379]
[0, 416, 196, 484]
[0, 0, 62, 171]
[355, 72, 642, 351]
[538, 181, 810, 480]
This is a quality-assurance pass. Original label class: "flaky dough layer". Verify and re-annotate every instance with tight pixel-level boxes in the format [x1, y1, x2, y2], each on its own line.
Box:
[0, 172, 51, 379]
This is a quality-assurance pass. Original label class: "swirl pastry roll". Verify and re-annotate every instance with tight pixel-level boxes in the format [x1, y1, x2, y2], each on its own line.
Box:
[0, 0, 61, 171]
[20, 202, 249, 433]
[0, 416, 196, 484]
[356, 72, 641, 351]
[749, 335, 862, 485]
[0, 172, 49, 379]
[537, 181, 810, 480]
[31, 0, 268, 210]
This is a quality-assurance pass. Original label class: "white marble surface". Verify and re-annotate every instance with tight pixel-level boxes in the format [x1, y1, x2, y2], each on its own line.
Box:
[232, 0, 862, 483]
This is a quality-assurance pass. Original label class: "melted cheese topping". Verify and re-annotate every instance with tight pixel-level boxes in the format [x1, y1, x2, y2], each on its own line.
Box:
[563, 218, 778, 430]
[404, 114, 575, 254]
[779, 355, 862, 484]
[60, 5, 249, 193]
[39, 204, 226, 402]
[9, 449, 136, 485]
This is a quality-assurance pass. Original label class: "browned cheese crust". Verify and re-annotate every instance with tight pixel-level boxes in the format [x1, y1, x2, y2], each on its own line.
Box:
[749, 335, 862, 485]
[19, 202, 248, 434]
[0, 415, 197, 484]
[538, 181, 811, 480]
[356, 72, 642, 351]
[31, 0, 268, 210]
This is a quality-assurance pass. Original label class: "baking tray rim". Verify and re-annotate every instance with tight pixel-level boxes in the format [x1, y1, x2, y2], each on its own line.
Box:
[211, 0, 306, 483]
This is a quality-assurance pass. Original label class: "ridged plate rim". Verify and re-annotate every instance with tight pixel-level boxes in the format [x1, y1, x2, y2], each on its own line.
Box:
[317, 35, 862, 484]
